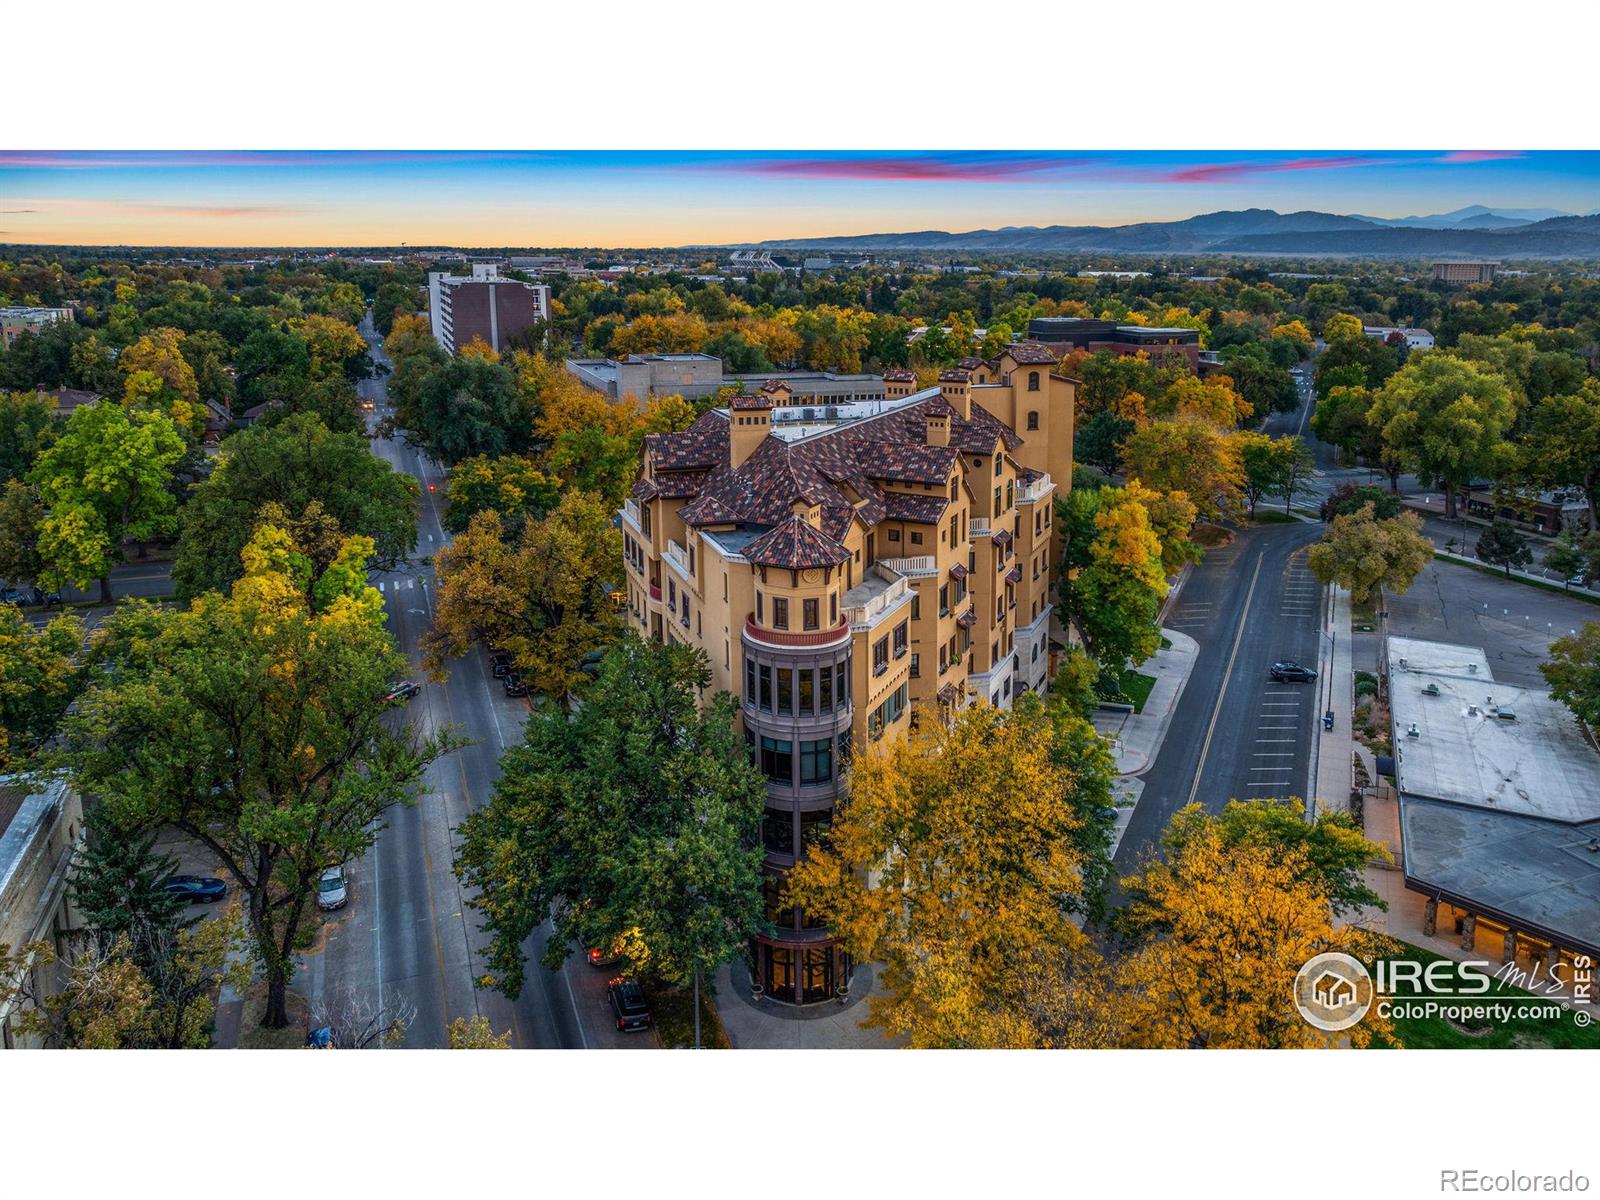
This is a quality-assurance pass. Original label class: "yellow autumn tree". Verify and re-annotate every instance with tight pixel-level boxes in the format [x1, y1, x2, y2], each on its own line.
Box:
[1120, 414, 1246, 520]
[1111, 821, 1396, 1048]
[458, 336, 499, 363]
[1164, 373, 1252, 427]
[785, 699, 1091, 1048]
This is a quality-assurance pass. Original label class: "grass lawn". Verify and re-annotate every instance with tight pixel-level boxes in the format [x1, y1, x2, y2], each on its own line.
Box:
[1367, 941, 1600, 1050]
[1251, 509, 1298, 524]
[1193, 523, 1232, 548]
[1117, 670, 1157, 714]
[650, 978, 730, 1049]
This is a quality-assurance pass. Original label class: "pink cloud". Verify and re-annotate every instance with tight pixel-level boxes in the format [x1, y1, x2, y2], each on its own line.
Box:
[1164, 155, 1399, 183]
[732, 154, 1098, 183]
[1437, 150, 1524, 163]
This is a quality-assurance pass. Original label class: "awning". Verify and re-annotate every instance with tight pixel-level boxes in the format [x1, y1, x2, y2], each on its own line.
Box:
[1005, 566, 1022, 585]
[937, 683, 959, 704]
[948, 562, 968, 581]
[956, 609, 976, 629]
[991, 528, 1013, 547]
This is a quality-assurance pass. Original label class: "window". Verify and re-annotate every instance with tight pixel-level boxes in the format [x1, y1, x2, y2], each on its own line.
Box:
[1006, 480, 1014, 511]
[756, 591, 764, 622]
[773, 597, 789, 630]
[803, 597, 818, 630]
[799, 668, 814, 715]
[818, 664, 833, 712]
[640, 504, 651, 535]
[762, 808, 794, 855]
[1027, 370, 1040, 392]
[688, 543, 695, 573]
[759, 736, 793, 783]
[759, 664, 772, 711]
[910, 651, 920, 678]
[836, 664, 848, 707]
[872, 636, 889, 676]
[668, 579, 676, 606]
[763, 874, 792, 927]
[939, 585, 949, 615]
[893, 620, 908, 658]
[777, 667, 793, 714]
[911, 592, 920, 619]
[837, 727, 852, 764]
[950, 479, 959, 501]
[800, 739, 833, 785]
[766, 946, 796, 1002]
[801, 808, 832, 850]
[829, 592, 838, 623]
[993, 486, 1002, 518]
[887, 528, 901, 542]
[910, 531, 923, 545]
[746, 658, 756, 703]
[1027, 410, 1039, 429]
[868, 683, 908, 739]
[994, 452, 1003, 473]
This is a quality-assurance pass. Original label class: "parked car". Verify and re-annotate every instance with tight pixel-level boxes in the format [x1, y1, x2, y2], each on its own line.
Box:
[384, 680, 422, 704]
[489, 651, 513, 678]
[1270, 661, 1318, 683]
[587, 945, 622, 968]
[502, 673, 528, 698]
[1, 585, 47, 606]
[607, 977, 651, 1032]
[162, 875, 227, 904]
[317, 865, 349, 911]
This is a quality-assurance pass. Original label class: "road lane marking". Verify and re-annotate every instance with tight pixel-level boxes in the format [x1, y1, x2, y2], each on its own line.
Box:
[1186, 551, 1265, 809]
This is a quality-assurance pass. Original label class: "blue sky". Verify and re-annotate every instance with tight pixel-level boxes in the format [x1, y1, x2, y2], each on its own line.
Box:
[1, 150, 1595, 246]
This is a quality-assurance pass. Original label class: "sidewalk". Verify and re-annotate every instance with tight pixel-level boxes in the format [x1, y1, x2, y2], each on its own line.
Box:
[1092, 628, 1200, 858]
[1309, 585, 1354, 818]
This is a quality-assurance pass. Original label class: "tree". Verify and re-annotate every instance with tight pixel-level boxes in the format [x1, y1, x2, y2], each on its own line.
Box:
[426, 491, 622, 700]
[1540, 623, 1600, 726]
[442, 453, 561, 535]
[308, 988, 415, 1049]
[454, 636, 766, 1042]
[1045, 696, 1120, 926]
[1120, 415, 1245, 521]
[447, 1015, 512, 1048]
[28, 402, 186, 602]
[1156, 799, 1388, 918]
[60, 526, 458, 1028]
[1307, 503, 1433, 607]
[372, 282, 418, 337]
[0, 479, 46, 589]
[1310, 384, 1373, 463]
[0, 606, 83, 772]
[0, 389, 56, 484]
[1058, 485, 1167, 677]
[172, 412, 418, 602]
[1545, 528, 1600, 588]
[1320, 483, 1400, 522]
[786, 698, 1090, 1048]
[1111, 818, 1394, 1048]
[1520, 380, 1600, 529]
[0, 936, 153, 1049]
[1237, 432, 1314, 517]
[1366, 355, 1516, 519]
[1073, 409, 1134, 474]
[1475, 519, 1532, 577]
[68, 805, 189, 974]
[409, 355, 530, 465]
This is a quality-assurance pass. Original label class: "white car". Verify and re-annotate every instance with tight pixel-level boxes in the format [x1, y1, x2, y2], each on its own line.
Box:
[317, 865, 349, 911]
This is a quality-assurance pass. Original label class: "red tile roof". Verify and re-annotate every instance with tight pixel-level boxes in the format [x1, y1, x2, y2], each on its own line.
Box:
[938, 368, 971, 383]
[1001, 342, 1061, 366]
[730, 393, 775, 410]
[743, 514, 851, 570]
[882, 368, 917, 382]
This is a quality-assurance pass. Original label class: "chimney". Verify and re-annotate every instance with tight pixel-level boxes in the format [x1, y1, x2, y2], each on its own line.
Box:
[925, 409, 950, 447]
[939, 369, 972, 420]
[729, 395, 773, 469]
[790, 498, 821, 528]
[883, 369, 916, 400]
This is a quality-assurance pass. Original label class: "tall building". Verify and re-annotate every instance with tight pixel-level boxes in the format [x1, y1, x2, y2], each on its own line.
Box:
[0, 306, 73, 348]
[1431, 260, 1499, 283]
[426, 264, 552, 355]
[619, 344, 1073, 1004]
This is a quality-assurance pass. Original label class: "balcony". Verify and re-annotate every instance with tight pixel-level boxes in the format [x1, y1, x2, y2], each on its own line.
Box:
[1016, 472, 1055, 506]
[970, 517, 991, 539]
[648, 583, 662, 603]
[843, 563, 913, 631]
[879, 554, 936, 578]
[664, 538, 693, 583]
[743, 614, 850, 649]
[621, 498, 644, 535]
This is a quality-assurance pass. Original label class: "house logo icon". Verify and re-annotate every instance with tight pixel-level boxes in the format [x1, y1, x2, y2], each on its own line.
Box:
[1294, 952, 1374, 1032]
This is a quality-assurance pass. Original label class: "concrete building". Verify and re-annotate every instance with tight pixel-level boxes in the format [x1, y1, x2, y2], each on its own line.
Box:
[566, 353, 886, 405]
[427, 263, 552, 355]
[1363, 325, 1436, 350]
[1, 306, 73, 348]
[1025, 317, 1201, 369]
[620, 344, 1072, 1005]
[0, 779, 85, 1049]
[1384, 638, 1600, 973]
[1431, 260, 1499, 283]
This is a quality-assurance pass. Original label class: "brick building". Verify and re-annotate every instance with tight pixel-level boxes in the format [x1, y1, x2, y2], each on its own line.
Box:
[1025, 317, 1201, 369]
[427, 264, 552, 355]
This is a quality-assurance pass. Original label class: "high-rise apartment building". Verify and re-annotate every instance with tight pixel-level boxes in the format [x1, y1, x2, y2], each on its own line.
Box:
[619, 344, 1073, 1005]
[1431, 260, 1499, 283]
[427, 264, 552, 355]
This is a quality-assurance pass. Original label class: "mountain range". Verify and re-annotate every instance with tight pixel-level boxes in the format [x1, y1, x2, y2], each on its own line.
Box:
[746, 206, 1600, 257]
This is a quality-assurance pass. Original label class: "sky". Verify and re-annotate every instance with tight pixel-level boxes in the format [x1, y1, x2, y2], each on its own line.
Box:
[1, 150, 1597, 248]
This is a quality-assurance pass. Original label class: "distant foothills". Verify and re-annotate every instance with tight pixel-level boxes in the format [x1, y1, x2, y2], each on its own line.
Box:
[736, 206, 1600, 258]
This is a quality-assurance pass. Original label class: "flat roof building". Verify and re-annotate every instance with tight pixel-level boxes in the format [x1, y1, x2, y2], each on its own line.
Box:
[427, 264, 551, 356]
[1431, 260, 1499, 283]
[1363, 325, 1436, 350]
[1386, 637, 1600, 966]
[1, 306, 73, 348]
[1025, 317, 1201, 368]
[567, 353, 886, 405]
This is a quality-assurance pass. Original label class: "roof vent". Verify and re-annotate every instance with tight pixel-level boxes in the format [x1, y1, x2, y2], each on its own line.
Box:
[1406, 723, 1420, 738]
[1496, 706, 1517, 721]
[1468, 663, 1478, 674]
[1399, 657, 1407, 668]
[1467, 704, 1479, 716]
[1422, 682, 1440, 697]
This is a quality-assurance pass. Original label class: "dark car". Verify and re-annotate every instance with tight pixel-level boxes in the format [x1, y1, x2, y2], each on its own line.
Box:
[384, 680, 422, 704]
[502, 673, 528, 698]
[163, 875, 227, 903]
[489, 652, 513, 678]
[607, 977, 651, 1032]
[1270, 661, 1318, 683]
[2, 585, 42, 606]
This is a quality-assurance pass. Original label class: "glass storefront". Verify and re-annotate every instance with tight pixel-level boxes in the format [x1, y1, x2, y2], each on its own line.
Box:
[753, 939, 851, 1007]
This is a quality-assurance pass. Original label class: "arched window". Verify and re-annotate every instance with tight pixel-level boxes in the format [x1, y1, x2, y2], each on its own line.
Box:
[1026, 410, 1039, 430]
[1027, 371, 1040, 391]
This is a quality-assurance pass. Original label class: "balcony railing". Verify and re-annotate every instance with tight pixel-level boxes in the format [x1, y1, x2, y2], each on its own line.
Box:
[879, 554, 936, 578]
[844, 565, 911, 630]
[664, 538, 693, 582]
[970, 517, 991, 539]
[622, 498, 643, 533]
[1016, 472, 1054, 505]
[743, 615, 849, 648]
[648, 583, 662, 602]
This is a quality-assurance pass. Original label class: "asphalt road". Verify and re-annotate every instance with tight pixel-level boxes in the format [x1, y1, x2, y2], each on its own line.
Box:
[1114, 519, 1328, 874]
[302, 314, 634, 1049]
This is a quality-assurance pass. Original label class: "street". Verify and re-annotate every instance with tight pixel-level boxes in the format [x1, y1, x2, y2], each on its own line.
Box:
[298, 314, 638, 1048]
[1114, 519, 1327, 872]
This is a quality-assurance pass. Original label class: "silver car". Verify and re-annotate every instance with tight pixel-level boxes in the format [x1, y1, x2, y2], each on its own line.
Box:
[317, 865, 349, 911]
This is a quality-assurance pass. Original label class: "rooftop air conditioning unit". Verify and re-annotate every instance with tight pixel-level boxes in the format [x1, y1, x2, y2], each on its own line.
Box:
[1422, 682, 1440, 697]
[1406, 723, 1420, 738]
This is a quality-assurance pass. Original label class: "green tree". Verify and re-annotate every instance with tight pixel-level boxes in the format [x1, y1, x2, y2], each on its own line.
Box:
[453, 635, 766, 1043]
[1366, 355, 1516, 519]
[1475, 519, 1532, 577]
[0, 389, 57, 484]
[28, 402, 186, 602]
[60, 527, 458, 1028]
[0, 479, 47, 590]
[442, 453, 561, 535]
[1520, 380, 1600, 529]
[1073, 409, 1134, 474]
[372, 282, 419, 337]
[1320, 483, 1400, 521]
[0, 605, 83, 772]
[1541, 623, 1600, 725]
[1306, 502, 1433, 607]
[172, 412, 418, 602]
[410, 355, 530, 465]
[1058, 485, 1167, 676]
[68, 806, 190, 976]
[1545, 528, 1600, 588]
